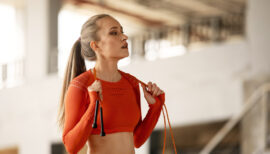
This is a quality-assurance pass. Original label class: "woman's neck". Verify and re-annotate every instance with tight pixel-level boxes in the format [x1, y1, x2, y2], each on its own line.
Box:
[94, 61, 121, 82]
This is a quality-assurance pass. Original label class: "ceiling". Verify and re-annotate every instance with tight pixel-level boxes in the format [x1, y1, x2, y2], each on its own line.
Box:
[64, 0, 246, 27]
[62, 0, 246, 46]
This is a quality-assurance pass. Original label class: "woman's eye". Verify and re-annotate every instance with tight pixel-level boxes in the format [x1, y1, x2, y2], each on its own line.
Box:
[110, 31, 124, 35]
[110, 32, 117, 35]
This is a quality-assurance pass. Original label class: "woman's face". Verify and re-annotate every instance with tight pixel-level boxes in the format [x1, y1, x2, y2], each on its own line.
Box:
[93, 16, 129, 60]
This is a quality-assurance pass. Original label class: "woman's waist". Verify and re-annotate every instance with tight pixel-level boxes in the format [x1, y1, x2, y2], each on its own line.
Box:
[87, 132, 135, 154]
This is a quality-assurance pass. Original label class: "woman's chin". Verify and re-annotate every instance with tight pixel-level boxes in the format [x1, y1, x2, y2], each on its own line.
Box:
[112, 53, 129, 60]
[121, 49, 129, 55]
[120, 51, 129, 59]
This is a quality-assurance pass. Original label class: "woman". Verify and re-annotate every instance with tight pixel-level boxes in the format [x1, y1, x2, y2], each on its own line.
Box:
[57, 14, 165, 154]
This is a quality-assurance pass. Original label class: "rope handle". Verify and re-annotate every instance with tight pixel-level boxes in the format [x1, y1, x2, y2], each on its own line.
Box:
[138, 80, 178, 154]
[92, 67, 103, 108]
[162, 104, 178, 154]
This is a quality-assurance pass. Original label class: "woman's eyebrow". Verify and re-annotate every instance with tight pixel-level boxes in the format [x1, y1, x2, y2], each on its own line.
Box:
[110, 26, 123, 31]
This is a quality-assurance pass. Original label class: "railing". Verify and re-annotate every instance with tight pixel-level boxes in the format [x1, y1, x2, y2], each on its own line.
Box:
[199, 83, 270, 154]
[0, 59, 24, 89]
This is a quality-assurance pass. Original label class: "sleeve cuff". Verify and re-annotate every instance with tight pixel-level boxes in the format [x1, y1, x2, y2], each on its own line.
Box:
[88, 91, 98, 103]
[148, 97, 161, 108]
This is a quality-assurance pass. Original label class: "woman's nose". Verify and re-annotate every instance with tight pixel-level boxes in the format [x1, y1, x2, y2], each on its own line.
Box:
[122, 33, 128, 40]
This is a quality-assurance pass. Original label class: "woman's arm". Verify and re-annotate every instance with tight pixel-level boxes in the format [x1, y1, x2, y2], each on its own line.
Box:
[62, 80, 97, 154]
[133, 84, 165, 148]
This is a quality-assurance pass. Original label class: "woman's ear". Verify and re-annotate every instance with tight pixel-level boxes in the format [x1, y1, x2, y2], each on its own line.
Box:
[90, 41, 99, 52]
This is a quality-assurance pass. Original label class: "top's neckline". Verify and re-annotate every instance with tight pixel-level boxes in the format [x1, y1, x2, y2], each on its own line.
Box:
[88, 68, 124, 84]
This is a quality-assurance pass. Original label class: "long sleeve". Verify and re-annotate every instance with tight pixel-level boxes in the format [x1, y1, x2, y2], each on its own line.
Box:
[62, 81, 97, 154]
[133, 83, 165, 148]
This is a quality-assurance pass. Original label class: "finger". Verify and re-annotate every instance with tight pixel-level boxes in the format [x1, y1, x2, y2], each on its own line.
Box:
[92, 80, 102, 92]
[99, 90, 103, 100]
[148, 82, 152, 92]
[152, 83, 157, 92]
[147, 82, 152, 92]
[157, 89, 162, 96]
[99, 93, 102, 101]
[97, 80, 102, 90]
[153, 86, 159, 96]
[141, 83, 148, 96]
[141, 83, 146, 91]
[100, 88, 102, 94]
[151, 83, 156, 92]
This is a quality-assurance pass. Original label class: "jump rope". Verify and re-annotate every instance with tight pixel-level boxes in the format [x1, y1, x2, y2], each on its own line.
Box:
[91, 67, 178, 154]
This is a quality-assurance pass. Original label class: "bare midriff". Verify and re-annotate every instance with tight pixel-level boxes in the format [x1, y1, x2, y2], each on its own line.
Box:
[87, 132, 135, 154]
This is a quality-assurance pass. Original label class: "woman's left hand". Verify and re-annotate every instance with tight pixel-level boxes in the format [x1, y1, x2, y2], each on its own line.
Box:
[140, 81, 164, 105]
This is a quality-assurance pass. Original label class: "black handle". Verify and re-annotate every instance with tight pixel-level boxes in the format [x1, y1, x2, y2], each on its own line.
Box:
[92, 99, 99, 128]
[100, 106, 106, 136]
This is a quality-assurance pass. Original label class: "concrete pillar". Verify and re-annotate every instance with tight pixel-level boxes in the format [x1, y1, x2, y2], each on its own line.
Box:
[246, 0, 270, 77]
[25, 0, 49, 83]
[241, 0, 270, 152]
[25, 0, 60, 84]
[21, 0, 60, 153]
[48, 0, 60, 74]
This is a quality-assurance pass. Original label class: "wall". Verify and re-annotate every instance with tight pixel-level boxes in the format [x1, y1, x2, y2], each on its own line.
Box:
[1, 0, 270, 153]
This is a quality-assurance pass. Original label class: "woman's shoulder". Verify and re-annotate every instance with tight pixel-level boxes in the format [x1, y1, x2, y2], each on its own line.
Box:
[119, 70, 141, 99]
[119, 69, 139, 87]
[70, 69, 95, 89]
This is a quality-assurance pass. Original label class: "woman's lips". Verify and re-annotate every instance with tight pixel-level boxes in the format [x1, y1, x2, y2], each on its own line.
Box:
[121, 42, 128, 49]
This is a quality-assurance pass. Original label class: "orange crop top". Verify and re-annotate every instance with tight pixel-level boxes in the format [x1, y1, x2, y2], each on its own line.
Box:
[90, 69, 142, 135]
[62, 68, 177, 154]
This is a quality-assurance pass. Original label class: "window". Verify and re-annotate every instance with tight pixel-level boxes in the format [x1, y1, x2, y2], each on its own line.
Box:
[0, 3, 24, 89]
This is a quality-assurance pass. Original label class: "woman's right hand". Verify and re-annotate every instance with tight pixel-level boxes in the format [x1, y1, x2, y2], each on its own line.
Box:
[88, 80, 103, 101]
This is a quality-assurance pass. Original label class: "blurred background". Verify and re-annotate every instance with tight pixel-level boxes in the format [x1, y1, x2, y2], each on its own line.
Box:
[0, 0, 270, 153]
